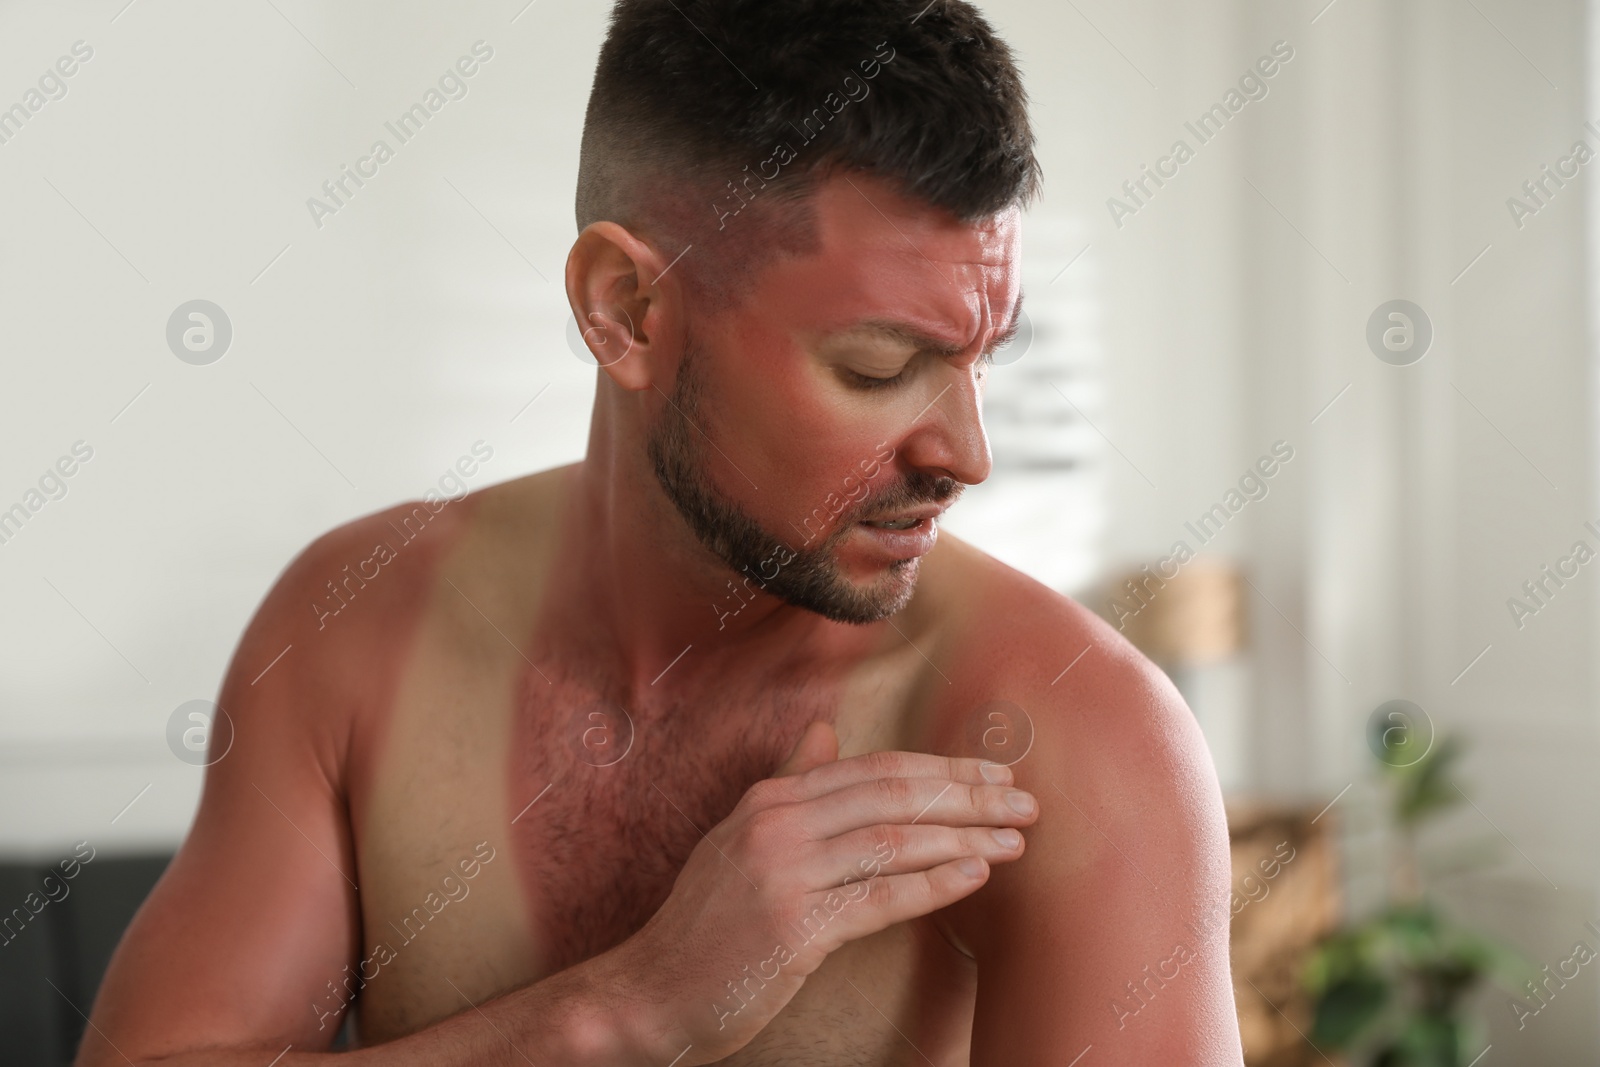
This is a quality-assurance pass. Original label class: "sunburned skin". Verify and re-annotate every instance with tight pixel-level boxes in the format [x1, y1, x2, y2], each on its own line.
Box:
[76, 171, 1244, 1067]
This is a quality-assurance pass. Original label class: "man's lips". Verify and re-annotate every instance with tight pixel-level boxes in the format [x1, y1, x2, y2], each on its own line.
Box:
[859, 503, 949, 529]
[852, 505, 943, 562]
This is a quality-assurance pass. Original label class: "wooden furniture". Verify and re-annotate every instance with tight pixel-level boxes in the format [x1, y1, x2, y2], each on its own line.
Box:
[1228, 801, 1343, 1067]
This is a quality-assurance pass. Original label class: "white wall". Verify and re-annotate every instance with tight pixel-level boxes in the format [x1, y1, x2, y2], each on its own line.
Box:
[0, 0, 607, 853]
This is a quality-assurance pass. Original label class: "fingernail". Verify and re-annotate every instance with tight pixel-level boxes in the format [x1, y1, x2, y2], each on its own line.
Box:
[989, 828, 1022, 849]
[1006, 790, 1036, 816]
[980, 762, 1013, 785]
[958, 857, 986, 878]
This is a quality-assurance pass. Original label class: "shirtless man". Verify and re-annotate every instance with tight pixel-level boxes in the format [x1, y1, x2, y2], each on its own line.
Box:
[77, 1, 1243, 1064]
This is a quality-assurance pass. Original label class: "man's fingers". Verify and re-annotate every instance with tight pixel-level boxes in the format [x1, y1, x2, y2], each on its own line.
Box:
[765, 749, 1012, 806]
[794, 857, 993, 951]
[802, 823, 1024, 891]
[791, 776, 1037, 841]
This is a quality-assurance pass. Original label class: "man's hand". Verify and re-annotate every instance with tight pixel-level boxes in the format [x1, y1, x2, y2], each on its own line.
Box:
[606, 721, 1040, 1065]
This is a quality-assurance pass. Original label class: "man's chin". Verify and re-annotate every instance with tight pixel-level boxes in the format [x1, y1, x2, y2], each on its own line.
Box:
[798, 557, 921, 625]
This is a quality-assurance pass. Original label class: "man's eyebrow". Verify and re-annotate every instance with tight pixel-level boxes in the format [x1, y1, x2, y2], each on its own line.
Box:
[833, 321, 966, 358]
[985, 289, 1026, 355]
[835, 290, 1028, 359]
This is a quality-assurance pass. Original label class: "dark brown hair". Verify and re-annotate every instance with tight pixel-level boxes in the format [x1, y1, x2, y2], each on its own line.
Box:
[576, 0, 1041, 307]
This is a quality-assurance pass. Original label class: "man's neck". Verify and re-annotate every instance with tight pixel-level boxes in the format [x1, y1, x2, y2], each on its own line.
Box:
[559, 412, 875, 695]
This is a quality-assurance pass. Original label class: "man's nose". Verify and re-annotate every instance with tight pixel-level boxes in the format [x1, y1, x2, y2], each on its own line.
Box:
[895, 372, 992, 487]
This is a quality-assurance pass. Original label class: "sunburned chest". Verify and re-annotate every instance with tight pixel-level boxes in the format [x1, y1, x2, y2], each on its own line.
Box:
[502, 705, 985, 1064]
[506, 689, 816, 975]
[344, 556, 979, 1049]
[347, 662, 820, 1026]
[348, 658, 979, 1060]
[354, 780, 977, 1064]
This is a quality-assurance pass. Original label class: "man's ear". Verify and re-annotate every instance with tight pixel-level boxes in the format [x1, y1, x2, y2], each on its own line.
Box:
[564, 221, 681, 392]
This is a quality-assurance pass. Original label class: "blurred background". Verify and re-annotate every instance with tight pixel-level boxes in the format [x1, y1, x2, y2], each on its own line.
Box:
[0, 0, 1595, 1063]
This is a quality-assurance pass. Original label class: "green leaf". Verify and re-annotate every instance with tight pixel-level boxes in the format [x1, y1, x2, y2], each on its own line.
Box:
[1311, 975, 1390, 1047]
[1391, 736, 1467, 826]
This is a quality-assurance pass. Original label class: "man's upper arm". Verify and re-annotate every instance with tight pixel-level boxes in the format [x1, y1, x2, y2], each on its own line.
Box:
[956, 616, 1243, 1066]
[81, 526, 376, 1064]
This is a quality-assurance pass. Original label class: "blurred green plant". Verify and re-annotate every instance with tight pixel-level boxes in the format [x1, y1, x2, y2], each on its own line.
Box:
[1302, 732, 1532, 1067]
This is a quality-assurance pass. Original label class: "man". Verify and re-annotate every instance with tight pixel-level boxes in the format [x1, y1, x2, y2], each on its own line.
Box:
[79, 1, 1243, 1064]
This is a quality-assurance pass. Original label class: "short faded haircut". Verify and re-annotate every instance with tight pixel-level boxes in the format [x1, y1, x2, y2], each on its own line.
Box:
[575, 0, 1041, 311]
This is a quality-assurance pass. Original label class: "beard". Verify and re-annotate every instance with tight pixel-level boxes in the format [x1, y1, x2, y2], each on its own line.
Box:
[647, 342, 961, 625]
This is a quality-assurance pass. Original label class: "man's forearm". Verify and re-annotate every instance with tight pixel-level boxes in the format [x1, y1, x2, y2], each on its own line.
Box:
[87, 948, 666, 1067]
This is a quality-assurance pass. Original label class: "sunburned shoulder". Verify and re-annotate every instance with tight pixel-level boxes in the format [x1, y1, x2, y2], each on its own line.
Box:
[922, 544, 1240, 1060]
[925, 536, 1233, 969]
[260, 467, 564, 658]
[919, 534, 1219, 812]
[222, 491, 486, 728]
[281, 496, 475, 642]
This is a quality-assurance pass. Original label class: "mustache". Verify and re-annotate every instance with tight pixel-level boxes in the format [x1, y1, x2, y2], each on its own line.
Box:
[826, 472, 964, 538]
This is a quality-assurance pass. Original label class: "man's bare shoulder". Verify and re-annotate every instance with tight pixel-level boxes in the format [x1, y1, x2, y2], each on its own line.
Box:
[214, 497, 463, 749]
[920, 534, 1222, 824]
[929, 536, 1233, 970]
[253, 466, 570, 659]
[920, 536, 1182, 726]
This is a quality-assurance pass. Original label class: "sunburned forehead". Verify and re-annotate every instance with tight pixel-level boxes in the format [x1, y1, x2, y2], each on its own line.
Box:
[740, 171, 1024, 353]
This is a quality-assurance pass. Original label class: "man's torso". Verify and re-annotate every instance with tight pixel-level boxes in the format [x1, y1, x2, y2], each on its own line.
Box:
[326, 465, 1031, 1063]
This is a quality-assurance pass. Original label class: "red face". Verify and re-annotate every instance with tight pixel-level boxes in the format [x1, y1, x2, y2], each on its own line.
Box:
[649, 170, 1024, 623]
